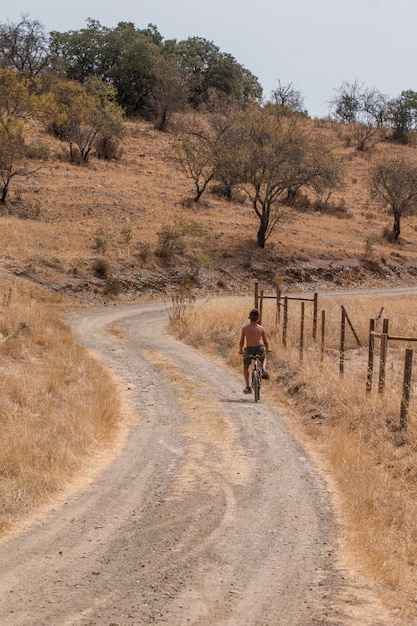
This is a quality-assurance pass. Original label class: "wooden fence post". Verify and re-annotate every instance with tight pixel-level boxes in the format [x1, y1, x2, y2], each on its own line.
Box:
[313, 293, 318, 341]
[254, 281, 259, 309]
[282, 297, 288, 348]
[400, 349, 413, 430]
[366, 318, 375, 393]
[320, 310, 325, 362]
[276, 286, 281, 325]
[378, 334, 388, 393]
[260, 289, 264, 320]
[340, 306, 346, 377]
[300, 302, 305, 361]
[378, 319, 389, 394]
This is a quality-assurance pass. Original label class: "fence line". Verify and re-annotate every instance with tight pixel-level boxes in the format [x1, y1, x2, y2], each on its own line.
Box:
[254, 282, 416, 428]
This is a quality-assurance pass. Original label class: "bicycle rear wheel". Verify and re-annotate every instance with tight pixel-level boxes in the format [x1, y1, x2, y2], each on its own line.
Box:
[253, 369, 260, 402]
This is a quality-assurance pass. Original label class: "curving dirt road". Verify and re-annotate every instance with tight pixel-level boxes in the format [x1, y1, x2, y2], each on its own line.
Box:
[0, 301, 397, 625]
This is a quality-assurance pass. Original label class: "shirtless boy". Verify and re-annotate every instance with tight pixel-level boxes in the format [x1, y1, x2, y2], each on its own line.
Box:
[239, 308, 270, 394]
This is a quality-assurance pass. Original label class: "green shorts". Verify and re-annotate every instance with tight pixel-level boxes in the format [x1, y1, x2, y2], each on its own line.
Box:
[243, 345, 266, 365]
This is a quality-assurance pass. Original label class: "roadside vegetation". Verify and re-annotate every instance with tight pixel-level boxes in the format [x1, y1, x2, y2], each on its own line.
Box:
[0, 279, 120, 534]
[168, 291, 417, 621]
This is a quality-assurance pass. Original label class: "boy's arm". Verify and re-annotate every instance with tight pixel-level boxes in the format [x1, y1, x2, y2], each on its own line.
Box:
[239, 328, 245, 353]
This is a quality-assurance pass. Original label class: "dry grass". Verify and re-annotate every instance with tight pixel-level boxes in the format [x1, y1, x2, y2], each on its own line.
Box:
[3, 112, 417, 611]
[169, 292, 417, 620]
[0, 278, 120, 534]
[3, 117, 417, 302]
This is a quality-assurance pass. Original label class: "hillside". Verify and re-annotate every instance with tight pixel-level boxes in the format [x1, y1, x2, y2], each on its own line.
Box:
[3, 117, 417, 302]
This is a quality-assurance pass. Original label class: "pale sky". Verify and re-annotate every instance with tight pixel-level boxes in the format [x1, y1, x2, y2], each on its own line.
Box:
[3, 0, 417, 117]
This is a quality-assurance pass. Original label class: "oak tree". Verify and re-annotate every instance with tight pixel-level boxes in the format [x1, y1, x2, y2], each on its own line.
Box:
[0, 69, 47, 202]
[369, 156, 417, 240]
[218, 105, 344, 247]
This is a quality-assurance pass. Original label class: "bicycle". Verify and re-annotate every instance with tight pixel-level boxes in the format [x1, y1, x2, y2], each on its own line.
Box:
[250, 353, 262, 402]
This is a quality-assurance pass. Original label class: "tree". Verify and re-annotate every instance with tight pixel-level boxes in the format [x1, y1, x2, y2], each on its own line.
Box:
[0, 121, 26, 202]
[330, 79, 362, 124]
[362, 86, 388, 128]
[270, 79, 305, 115]
[330, 79, 388, 150]
[49, 22, 262, 116]
[0, 68, 33, 124]
[148, 56, 189, 131]
[105, 23, 161, 116]
[169, 116, 217, 201]
[368, 156, 417, 239]
[217, 105, 344, 247]
[387, 90, 417, 144]
[50, 20, 163, 116]
[174, 36, 262, 106]
[45, 77, 125, 163]
[84, 76, 125, 159]
[0, 15, 49, 77]
[369, 156, 417, 239]
[0, 69, 46, 202]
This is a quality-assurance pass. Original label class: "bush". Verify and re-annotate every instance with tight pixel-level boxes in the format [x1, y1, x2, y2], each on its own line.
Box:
[104, 276, 122, 295]
[95, 136, 123, 161]
[25, 143, 50, 161]
[92, 258, 110, 278]
[136, 241, 152, 262]
[156, 226, 185, 264]
[313, 198, 351, 217]
[382, 227, 398, 243]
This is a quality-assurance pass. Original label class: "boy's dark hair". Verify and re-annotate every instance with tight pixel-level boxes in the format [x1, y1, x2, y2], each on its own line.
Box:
[249, 308, 260, 320]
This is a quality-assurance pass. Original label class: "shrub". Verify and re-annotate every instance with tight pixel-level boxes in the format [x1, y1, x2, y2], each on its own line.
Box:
[95, 136, 123, 161]
[195, 248, 210, 265]
[313, 198, 350, 217]
[104, 276, 122, 295]
[91, 258, 110, 278]
[120, 227, 132, 243]
[382, 227, 398, 243]
[93, 235, 107, 253]
[156, 226, 185, 264]
[136, 241, 152, 262]
[25, 143, 50, 161]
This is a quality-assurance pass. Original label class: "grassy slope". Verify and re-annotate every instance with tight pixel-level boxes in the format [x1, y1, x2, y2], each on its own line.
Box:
[3, 117, 417, 301]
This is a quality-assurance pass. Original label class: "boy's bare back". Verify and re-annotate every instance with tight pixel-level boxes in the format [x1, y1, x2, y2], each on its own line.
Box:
[241, 321, 267, 348]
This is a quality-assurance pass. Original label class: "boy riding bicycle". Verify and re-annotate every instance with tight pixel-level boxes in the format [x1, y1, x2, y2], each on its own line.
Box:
[239, 308, 270, 394]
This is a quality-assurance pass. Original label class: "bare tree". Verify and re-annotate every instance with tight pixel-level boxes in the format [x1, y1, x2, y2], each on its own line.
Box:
[270, 79, 305, 114]
[330, 79, 388, 150]
[169, 116, 217, 202]
[0, 15, 49, 77]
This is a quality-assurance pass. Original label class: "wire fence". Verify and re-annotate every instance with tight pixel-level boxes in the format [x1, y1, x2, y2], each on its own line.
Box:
[254, 281, 416, 429]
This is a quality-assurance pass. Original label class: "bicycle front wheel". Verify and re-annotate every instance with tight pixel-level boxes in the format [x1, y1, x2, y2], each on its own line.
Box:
[253, 369, 260, 402]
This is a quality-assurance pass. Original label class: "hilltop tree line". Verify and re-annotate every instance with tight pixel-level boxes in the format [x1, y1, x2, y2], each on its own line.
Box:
[1, 16, 417, 246]
[0, 16, 262, 123]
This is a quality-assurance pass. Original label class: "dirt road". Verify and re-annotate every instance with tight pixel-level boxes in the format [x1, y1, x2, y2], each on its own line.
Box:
[0, 302, 393, 625]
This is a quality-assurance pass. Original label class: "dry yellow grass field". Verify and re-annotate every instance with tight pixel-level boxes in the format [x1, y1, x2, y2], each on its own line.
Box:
[2, 114, 417, 618]
[0, 277, 119, 534]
